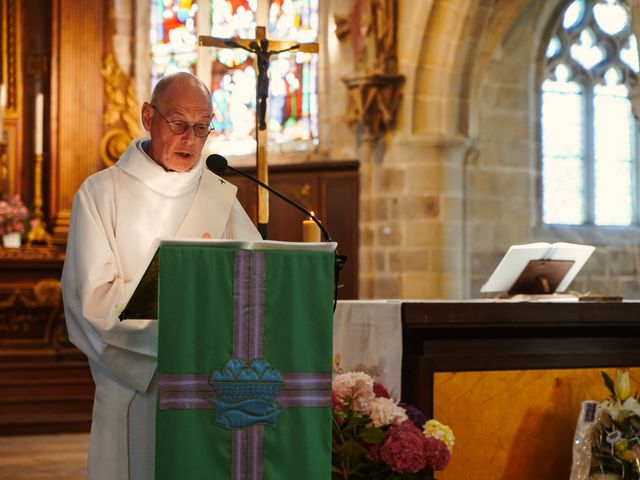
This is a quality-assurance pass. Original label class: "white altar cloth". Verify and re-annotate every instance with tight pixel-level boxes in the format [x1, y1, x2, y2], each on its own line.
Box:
[333, 300, 403, 400]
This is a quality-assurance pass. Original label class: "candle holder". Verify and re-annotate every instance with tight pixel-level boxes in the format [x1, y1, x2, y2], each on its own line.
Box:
[26, 152, 52, 246]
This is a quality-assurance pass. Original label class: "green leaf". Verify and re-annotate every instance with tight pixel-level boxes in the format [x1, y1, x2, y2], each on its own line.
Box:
[359, 426, 386, 444]
[602, 371, 616, 399]
[341, 438, 369, 458]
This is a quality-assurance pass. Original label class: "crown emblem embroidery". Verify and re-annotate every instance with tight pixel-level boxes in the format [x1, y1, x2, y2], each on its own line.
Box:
[209, 358, 284, 429]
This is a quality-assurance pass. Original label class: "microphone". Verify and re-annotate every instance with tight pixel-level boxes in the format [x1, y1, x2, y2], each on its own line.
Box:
[206, 153, 347, 310]
[207, 153, 332, 242]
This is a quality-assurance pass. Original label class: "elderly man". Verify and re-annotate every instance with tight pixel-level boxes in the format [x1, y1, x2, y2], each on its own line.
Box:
[61, 72, 261, 479]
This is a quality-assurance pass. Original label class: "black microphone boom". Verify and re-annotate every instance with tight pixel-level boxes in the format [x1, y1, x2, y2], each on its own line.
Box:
[206, 154, 332, 242]
[206, 153, 347, 310]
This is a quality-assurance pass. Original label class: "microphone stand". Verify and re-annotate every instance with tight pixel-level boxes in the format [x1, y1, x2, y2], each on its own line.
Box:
[219, 163, 348, 311]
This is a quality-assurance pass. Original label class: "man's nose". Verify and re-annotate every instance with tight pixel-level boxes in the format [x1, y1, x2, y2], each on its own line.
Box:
[180, 126, 197, 142]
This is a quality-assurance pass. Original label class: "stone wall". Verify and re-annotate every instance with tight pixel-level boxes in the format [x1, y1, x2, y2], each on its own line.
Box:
[359, 0, 640, 300]
[113, 0, 640, 300]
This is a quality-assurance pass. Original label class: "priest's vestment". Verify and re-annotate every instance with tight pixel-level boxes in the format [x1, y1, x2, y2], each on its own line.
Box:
[61, 138, 261, 479]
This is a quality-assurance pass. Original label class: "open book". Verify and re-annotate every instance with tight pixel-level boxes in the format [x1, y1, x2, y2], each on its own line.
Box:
[480, 242, 595, 295]
[116, 238, 337, 320]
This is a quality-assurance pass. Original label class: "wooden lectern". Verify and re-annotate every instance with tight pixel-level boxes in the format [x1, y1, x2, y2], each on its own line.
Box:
[120, 240, 336, 479]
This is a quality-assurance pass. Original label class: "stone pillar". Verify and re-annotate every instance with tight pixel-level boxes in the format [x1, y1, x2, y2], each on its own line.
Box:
[359, 133, 471, 299]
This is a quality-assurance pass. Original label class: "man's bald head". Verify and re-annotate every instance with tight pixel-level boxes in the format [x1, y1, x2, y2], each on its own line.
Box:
[150, 72, 212, 113]
[141, 72, 213, 171]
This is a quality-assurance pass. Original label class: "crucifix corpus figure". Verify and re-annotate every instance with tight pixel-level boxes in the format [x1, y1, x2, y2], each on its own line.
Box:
[199, 25, 318, 239]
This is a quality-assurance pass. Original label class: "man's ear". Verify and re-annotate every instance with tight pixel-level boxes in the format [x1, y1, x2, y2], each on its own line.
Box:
[141, 102, 152, 132]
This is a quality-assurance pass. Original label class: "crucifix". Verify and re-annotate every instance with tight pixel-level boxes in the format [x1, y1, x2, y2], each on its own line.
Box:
[199, 3, 318, 239]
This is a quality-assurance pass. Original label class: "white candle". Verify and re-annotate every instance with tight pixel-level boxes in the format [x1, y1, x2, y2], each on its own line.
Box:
[256, 0, 269, 27]
[303, 213, 321, 242]
[35, 92, 43, 155]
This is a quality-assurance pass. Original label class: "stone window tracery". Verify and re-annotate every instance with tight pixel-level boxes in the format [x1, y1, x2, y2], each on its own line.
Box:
[541, 0, 639, 226]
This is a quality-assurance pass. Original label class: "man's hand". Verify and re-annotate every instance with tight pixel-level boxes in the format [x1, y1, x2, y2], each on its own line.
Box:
[201, 232, 211, 239]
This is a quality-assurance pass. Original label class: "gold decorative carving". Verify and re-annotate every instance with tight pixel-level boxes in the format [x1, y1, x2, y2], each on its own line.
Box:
[28, 152, 53, 246]
[0, 140, 7, 197]
[99, 53, 142, 168]
[342, 73, 404, 140]
[1, 0, 22, 196]
[0, 279, 65, 348]
[0, 245, 63, 260]
[4, 0, 19, 111]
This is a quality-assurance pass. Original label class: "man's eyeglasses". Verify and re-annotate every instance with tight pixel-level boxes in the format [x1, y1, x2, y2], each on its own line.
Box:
[150, 104, 213, 138]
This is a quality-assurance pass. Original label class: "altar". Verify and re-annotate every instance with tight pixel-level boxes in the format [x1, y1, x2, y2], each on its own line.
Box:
[336, 299, 640, 480]
[3, 296, 640, 479]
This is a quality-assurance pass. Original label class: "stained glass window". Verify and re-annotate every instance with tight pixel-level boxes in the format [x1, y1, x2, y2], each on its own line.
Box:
[149, 0, 319, 157]
[541, 0, 639, 226]
[150, 1, 199, 86]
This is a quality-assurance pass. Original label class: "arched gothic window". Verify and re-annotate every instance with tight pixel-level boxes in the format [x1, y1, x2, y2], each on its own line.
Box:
[149, 0, 319, 156]
[541, 0, 640, 225]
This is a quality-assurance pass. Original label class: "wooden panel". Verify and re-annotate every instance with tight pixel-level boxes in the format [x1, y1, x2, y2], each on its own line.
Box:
[0, 248, 93, 435]
[0, 361, 93, 435]
[51, 0, 106, 240]
[321, 171, 359, 302]
[221, 160, 360, 299]
[434, 368, 639, 480]
[400, 301, 640, 480]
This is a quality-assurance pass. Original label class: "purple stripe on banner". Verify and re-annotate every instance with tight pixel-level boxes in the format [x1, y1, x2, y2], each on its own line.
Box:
[282, 372, 332, 390]
[159, 374, 217, 410]
[249, 425, 264, 479]
[277, 392, 333, 408]
[250, 252, 265, 359]
[232, 430, 247, 480]
[159, 398, 213, 410]
[234, 251, 250, 360]
[158, 372, 332, 410]
[159, 374, 209, 390]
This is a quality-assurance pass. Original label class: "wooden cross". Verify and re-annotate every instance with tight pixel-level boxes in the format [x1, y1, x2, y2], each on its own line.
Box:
[199, 15, 318, 239]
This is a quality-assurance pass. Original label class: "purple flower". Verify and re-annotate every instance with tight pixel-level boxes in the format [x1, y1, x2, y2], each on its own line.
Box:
[399, 402, 427, 429]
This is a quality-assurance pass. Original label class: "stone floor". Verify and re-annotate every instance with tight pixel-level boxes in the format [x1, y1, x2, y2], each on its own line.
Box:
[0, 433, 88, 479]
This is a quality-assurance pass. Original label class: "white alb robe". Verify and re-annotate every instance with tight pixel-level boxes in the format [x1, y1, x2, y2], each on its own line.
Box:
[61, 138, 261, 480]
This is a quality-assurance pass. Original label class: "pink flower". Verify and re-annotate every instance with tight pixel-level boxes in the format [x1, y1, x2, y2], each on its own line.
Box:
[424, 436, 451, 471]
[368, 443, 382, 464]
[380, 421, 428, 473]
[373, 382, 390, 398]
[332, 391, 344, 410]
[0, 195, 28, 236]
[332, 372, 375, 414]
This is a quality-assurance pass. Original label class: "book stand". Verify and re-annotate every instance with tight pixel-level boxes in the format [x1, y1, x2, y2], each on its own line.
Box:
[508, 259, 575, 295]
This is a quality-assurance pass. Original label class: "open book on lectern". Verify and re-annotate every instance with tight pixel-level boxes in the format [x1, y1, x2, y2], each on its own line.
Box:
[480, 242, 595, 295]
[116, 237, 337, 320]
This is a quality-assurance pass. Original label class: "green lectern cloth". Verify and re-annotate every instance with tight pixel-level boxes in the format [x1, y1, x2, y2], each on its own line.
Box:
[156, 245, 334, 479]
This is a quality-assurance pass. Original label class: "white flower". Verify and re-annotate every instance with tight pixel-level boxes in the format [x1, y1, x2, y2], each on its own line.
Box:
[622, 397, 640, 417]
[368, 397, 408, 427]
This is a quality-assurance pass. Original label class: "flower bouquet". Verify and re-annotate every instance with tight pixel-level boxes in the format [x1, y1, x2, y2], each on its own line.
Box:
[588, 370, 640, 480]
[332, 371, 454, 479]
[0, 194, 28, 246]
